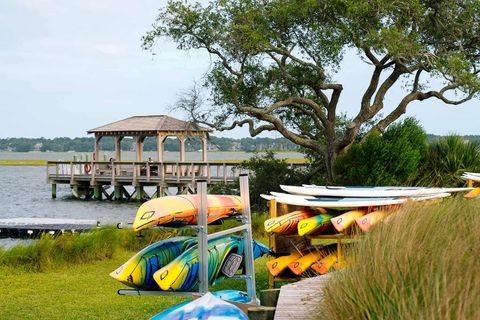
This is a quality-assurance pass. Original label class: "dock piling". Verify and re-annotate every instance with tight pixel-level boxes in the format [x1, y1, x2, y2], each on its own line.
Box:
[51, 184, 57, 199]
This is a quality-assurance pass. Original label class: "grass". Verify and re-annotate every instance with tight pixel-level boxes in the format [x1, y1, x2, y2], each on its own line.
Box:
[0, 252, 269, 319]
[318, 198, 480, 320]
[0, 159, 47, 166]
[0, 215, 270, 319]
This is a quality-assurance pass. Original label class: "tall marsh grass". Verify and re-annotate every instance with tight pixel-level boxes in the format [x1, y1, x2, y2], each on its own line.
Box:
[319, 199, 480, 320]
[0, 227, 168, 271]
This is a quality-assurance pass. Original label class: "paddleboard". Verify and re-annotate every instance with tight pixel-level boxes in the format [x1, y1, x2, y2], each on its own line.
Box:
[281, 185, 472, 197]
[288, 251, 325, 275]
[153, 236, 269, 291]
[264, 209, 321, 234]
[133, 195, 242, 231]
[110, 236, 196, 290]
[266, 252, 302, 276]
[262, 192, 407, 208]
[330, 210, 366, 232]
[462, 174, 480, 182]
[297, 213, 335, 236]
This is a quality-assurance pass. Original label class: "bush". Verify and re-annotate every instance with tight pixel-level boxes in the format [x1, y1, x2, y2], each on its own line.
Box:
[0, 227, 167, 272]
[240, 151, 306, 209]
[414, 135, 480, 187]
[319, 199, 480, 319]
[335, 118, 426, 186]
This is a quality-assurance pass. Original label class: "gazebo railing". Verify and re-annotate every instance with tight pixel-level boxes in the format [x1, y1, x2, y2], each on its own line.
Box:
[47, 161, 264, 185]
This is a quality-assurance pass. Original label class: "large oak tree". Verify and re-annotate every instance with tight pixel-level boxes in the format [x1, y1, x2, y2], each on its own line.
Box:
[143, 0, 480, 181]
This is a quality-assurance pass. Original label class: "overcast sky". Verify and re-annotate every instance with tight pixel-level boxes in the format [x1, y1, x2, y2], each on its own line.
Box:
[0, 0, 478, 138]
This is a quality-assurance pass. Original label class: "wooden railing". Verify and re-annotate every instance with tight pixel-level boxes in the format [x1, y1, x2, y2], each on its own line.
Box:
[47, 160, 307, 185]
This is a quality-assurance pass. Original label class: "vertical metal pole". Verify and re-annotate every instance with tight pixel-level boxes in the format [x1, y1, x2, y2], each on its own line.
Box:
[239, 174, 257, 303]
[197, 180, 209, 294]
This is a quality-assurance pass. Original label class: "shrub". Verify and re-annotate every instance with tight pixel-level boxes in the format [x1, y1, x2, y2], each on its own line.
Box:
[335, 118, 426, 186]
[240, 151, 306, 209]
[414, 135, 480, 187]
[0, 227, 167, 272]
[319, 199, 480, 319]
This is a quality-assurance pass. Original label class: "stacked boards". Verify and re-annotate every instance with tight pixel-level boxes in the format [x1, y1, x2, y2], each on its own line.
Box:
[264, 184, 472, 281]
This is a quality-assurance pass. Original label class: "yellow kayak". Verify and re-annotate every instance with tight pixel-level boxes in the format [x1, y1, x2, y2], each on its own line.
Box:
[288, 251, 325, 275]
[330, 210, 365, 232]
[264, 208, 324, 235]
[311, 253, 337, 275]
[465, 187, 480, 199]
[297, 214, 334, 236]
[355, 210, 386, 232]
[266, 251, 302, 276]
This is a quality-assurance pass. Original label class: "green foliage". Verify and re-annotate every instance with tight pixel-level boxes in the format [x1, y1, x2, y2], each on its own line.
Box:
[319, 199, 480, 320]
[335, 118, 426, 186]
[0, 136, 298, 153]
[0, 227, 167, 272]
[240, 151, 306, 209]
[415, 135, 480, 187]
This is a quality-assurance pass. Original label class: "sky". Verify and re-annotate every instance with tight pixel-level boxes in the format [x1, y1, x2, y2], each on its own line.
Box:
[0, 0, 478, 139]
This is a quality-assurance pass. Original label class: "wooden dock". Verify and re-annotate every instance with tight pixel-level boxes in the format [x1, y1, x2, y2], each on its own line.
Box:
[0, 218, 99, 238]
[274, 275, 332, 320]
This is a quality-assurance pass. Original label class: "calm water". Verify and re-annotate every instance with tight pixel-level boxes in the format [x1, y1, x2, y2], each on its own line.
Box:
[0, 151, 302, 247]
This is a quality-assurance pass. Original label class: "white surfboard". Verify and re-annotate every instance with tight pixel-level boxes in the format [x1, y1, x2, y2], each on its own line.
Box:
[463, 172, 480, 177]
[281, 185, 471, 198]
[261, 192, 451, 208]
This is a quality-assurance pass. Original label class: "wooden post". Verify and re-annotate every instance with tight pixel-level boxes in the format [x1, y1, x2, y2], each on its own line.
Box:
[179, 135, 186, 162]
[115, 136, 123, 161]
[157, 134, 166, 162]
[202, 136, 208, 162]
[248, 307, 276, 320]
[114, 186, 122, 200]
[94, 136, 102, 160]
[93, 185, 102, 200]
[51, 184, 57, 199]
[135, 186, 143, 201]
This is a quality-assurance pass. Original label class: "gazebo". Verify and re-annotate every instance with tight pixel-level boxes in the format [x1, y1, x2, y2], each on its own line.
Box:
[87, 115, 212, 162]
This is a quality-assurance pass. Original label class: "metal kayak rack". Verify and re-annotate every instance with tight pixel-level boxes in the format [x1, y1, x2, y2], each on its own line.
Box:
[117, 174, 258, 304]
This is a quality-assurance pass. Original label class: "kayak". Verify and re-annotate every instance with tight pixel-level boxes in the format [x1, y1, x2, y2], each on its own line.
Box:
[311, 253, 338, 274]
[330, 210, 366, 233]
[266, 252, 302, 276]
[133, 195, 242, 231]
[153, 236, 269, 291]
[264, 209, 320, 234]
[149, 292, 248, 320]
[297, 213, 335, 236]
[150, 290, 251, 319]
[356, 210, 386, 232]
[109, 236, 196, 290]
[288, 251, 325, 275]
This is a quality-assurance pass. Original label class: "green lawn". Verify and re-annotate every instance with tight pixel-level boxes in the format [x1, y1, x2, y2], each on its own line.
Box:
[0, 250, 269, 319]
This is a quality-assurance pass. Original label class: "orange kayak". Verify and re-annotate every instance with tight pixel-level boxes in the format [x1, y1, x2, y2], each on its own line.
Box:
[133, 195, 242, 231]
[264, 209, 321, 235]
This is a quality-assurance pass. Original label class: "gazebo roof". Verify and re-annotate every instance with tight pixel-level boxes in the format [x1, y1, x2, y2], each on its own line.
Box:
[87, 115, 212, 136]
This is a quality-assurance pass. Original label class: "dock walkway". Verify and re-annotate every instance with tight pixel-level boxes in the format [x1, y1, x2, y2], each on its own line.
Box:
[274, 275, 332, 320]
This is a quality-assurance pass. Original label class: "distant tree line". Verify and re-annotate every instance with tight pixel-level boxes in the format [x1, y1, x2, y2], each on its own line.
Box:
[0, 136, 299, 152]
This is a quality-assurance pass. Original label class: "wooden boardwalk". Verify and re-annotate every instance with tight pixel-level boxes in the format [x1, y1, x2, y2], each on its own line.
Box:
[46, 160, 308, 200]
[274, 275, 332, 320]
